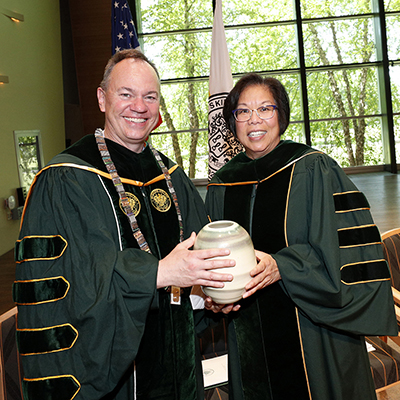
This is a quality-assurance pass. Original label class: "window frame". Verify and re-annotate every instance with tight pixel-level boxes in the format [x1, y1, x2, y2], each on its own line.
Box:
[132, 0, 400, 176]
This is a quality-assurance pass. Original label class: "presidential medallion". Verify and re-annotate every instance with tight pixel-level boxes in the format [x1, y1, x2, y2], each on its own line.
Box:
[150, 188, 171, 212]
[119, 192, 141, 216]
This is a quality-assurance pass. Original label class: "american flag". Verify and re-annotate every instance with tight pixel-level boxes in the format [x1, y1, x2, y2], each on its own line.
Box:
[111, 1, 163, 129]
[112, 1, 141, 54]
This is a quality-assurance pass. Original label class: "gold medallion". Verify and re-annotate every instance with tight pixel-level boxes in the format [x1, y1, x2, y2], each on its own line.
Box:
[119, 192, 141, 216]
[150, 188, 171, 212]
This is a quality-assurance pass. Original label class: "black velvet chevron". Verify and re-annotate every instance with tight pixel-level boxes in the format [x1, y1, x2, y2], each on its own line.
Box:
[13, 278, 69, 305]
[334, 191, 370, 212]
[15, 236, 67, 263]
[338, 225, 381, 247]
[23, 376, 80, 400]
[341, 260, 390, 284]
[17, 324, 77, 355]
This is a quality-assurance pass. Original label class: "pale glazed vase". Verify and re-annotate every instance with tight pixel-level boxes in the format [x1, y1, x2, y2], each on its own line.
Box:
[194, 220, 256, 304]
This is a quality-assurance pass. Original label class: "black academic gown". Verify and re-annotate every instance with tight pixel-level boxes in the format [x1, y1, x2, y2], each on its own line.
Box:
[206, 140, 398, 400]
[14, 134, 208, 400]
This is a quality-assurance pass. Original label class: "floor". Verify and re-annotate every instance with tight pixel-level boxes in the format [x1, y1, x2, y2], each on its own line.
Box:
[349, 172, 400, 234]
[1, 171, 400, 399]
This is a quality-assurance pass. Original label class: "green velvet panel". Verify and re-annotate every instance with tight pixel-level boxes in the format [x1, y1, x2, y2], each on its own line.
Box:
[341, 260, 391, 283]
[17, 324, 77, 355]
[252, 168, 292, 253]
[334, 191, 370, 212]
[101, 176, 180, 259]
[63, 136, 197, 398]
[212, 140, 311, 185]
[22, 376, 80, 400]
[231, 284, 310, 399]
[221, 154, 310, 398]
[15, 236, 67, 262]
[135, 288, 198, 399]
[338, 225, 381, 247]
[223, 185, 254, 234]
[65, 135, 180, 259]
[13, 277, 69, 305]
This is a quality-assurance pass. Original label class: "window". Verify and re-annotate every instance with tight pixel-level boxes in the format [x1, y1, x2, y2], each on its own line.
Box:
[14, 130, 44, 189]
[134, 0, 400, 178]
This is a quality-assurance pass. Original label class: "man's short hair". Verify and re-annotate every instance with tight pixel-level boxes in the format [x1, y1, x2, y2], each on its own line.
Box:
[99, 49, 160, 90]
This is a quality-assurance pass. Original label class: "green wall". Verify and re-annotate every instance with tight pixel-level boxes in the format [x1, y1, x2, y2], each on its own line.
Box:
[0, 0, 65, 256]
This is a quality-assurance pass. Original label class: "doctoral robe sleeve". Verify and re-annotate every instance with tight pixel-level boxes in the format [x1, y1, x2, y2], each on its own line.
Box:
[14, 165, 160, 399]
[273, 153, 397, 336]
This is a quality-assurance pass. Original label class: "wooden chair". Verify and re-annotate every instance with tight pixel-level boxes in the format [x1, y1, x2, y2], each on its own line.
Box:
[367, 336, 400, 391]
[0, 306, 24, 400]
[381, 228, 400, 346]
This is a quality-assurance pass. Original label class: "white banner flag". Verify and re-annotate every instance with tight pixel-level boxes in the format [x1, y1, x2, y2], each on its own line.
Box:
[208, 0, 242, 180]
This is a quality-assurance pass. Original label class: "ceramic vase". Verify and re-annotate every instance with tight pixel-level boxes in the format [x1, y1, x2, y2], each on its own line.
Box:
[194, 220, 256, 304]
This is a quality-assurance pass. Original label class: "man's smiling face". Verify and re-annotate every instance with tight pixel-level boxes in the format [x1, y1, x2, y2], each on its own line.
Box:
[97, 58, 160, 153]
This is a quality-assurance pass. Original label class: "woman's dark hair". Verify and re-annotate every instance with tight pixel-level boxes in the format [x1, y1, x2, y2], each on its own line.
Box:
[223, 73, 290, 137]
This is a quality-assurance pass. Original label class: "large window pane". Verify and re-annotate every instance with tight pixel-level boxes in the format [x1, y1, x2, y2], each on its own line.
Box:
[384, 0, 400, 11]
[227, 25, 297, 73]
[222, 1, 294, 23]
[390, 65, 400, 113]
[156, 81, 209, 131]
[310, 117, 384, 167]
[303, 18, 376, 67]
[279, 73, 303, 122]
[151, 131, 209, 177]
[307, 67, 381, 167]
[386, 14, 400, 60]
[395, 115, 400, 162]
[150, 80, 209, 178]
[141, 0, 213, 33]
[285, 122, 307, 144]
[144, 32, 211, 79]
[301, 0, 372, 18]
[307, 68, 380, 120]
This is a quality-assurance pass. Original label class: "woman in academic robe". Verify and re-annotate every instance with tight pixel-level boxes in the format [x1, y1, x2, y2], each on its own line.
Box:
[205, 73, 397, 400]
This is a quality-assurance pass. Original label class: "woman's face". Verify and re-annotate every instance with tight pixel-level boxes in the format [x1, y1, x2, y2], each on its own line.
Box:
[235, 85, 280, 160]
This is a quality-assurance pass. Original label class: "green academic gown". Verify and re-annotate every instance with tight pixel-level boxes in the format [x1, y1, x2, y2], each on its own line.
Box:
[206, 140, 398, 400]
[13, 134, 208, 400]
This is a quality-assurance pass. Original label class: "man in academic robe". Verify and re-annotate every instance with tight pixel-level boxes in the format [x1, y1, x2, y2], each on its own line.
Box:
[13, 49, 234, 400]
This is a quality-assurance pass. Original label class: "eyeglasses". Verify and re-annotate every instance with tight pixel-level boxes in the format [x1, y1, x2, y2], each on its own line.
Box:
[232, 105, 278, 122]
